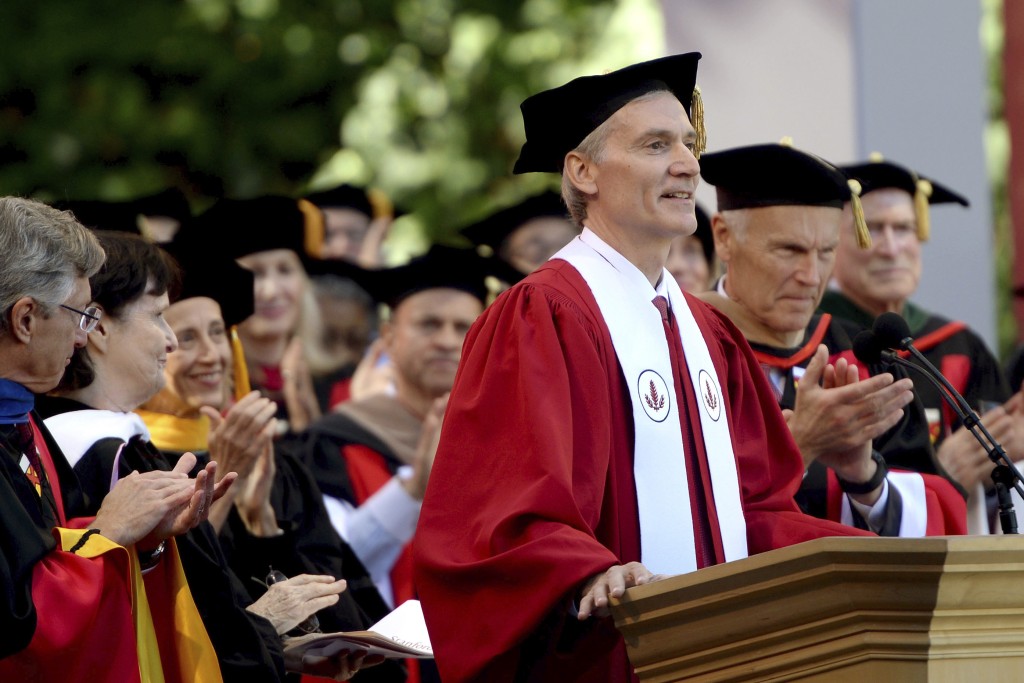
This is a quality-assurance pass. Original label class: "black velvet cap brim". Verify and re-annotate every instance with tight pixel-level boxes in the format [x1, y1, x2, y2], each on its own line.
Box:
[700, 144, 850, 210]
[839, 161, 969, 206]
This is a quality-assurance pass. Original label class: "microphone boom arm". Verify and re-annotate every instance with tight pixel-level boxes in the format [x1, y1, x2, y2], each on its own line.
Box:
[881, 348, 1024, 531]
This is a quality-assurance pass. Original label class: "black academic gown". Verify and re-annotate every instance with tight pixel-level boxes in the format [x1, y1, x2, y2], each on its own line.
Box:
[746, 314, 964, 531]
[820, 292, 1010, 443]
[36, 395, 289, 683]
[0, 415, 87, 657]
[153, 416, 405, 683]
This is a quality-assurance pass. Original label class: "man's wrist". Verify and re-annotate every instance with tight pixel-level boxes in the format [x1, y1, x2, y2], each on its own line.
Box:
[837, 451, 887, 494]
[138, 540, 166, 569]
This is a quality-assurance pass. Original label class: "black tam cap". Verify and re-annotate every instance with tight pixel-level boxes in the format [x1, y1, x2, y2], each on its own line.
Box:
[459, 191, 570, 250]
[311, 245, 523, 309]
[55, 199, 144, 234]
[514, 52, 704, 174]
[162, 243, 254, 329]
[701, 142, 873, 248]
[304, 184, 374, 217]
[700, 143, 853, 210]
[132, 188, 192, 224]
[178, 196, 325, 261]
[839, 155, 969, 242]
[55, 189, 192, 235]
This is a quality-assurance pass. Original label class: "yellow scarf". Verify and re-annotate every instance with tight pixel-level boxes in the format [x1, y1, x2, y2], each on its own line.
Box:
[135, 410, 210, 453]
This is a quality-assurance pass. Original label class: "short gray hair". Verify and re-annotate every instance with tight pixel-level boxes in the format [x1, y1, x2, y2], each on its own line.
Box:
[0, 197, 105, 333]
[560, 89, 672, 228]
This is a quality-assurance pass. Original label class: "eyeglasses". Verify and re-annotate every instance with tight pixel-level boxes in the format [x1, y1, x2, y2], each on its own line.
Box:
[59, 304, 102, 333]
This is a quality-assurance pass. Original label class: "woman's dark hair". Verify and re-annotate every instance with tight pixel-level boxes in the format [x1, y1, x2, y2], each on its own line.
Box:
[58, 231, 179, 392]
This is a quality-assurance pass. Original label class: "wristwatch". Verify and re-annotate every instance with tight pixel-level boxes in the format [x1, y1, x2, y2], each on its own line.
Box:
[138, 540, 166, 569]
[837, 451, 888, 495]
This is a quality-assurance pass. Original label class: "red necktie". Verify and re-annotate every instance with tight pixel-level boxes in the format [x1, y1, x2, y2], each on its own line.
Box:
[652, 295, 716, 568]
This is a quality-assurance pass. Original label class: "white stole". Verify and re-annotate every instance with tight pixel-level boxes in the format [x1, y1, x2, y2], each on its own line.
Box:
[554, 229, 747, 575]
[44, 409, 151, 469]
[840, 470, 928, 537]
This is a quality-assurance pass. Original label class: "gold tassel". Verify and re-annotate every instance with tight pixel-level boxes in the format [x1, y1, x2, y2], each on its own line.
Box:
[230, 325, 251, 401]
[367, 187, 394, 221]
[297, 198, 325, 258]
[914, 178, 933, 242]
[869, 150, 885, 163]
[778, 135, 794, 147]
[691, 86, 706, 159]
[847, 179, 872, 249]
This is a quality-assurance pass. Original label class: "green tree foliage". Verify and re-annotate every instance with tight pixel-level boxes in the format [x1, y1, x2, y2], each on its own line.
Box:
[0, 0, 662, 245]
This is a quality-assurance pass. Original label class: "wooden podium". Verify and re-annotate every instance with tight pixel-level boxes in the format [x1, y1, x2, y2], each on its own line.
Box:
[611, 536, 1024, 682]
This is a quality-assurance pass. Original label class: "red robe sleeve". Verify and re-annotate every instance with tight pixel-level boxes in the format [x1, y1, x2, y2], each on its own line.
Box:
[413, 266, 641, 683]
[0, 529, 143, 683]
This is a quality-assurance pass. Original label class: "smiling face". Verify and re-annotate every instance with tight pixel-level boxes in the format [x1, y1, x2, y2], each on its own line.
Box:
[716, 205, 842, 337]
[163, 297, 232, 411]
[579, 91, 701, 249]
[833, 188, 921, 316]
[237, 248, 306, 342]
[100, 284, 178, 409]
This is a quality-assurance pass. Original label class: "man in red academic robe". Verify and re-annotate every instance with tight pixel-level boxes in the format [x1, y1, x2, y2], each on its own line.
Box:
[412, 54, 872, 683]
[695, 143, 966, 537]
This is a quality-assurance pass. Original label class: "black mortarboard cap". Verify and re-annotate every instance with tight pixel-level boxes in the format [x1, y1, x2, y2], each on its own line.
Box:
[459, 191, 570, 249]
[310, 245, 523, 309]
[55, 189, 192, 235]
[304, 184, 374, 217]
[839, 155, 969, 242]
[176, 196, 325, 262]
[514, 53, 704, 174]
[700, 143, 852, 210]
[701, 142, 873, 248]
[55, 199, 144, 234]
[132, 188, 193, 224]
[162, 241, 254, 329]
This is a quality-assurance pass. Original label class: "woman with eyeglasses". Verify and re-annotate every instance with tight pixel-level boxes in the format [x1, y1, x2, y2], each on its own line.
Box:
[37, 231, 373, 683]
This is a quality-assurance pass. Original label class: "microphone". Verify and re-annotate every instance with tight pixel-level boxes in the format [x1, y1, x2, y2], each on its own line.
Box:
[871, 313, 976, 421]
[865, 313, 1024, 533]
[852, 330, 886, 366]
[853, 329, 961, 428]
[872, 311, 913, 351]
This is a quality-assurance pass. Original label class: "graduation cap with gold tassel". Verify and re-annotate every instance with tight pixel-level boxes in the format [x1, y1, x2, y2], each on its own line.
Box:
[839, 154, 969, 243]
[513, 52, 704, 174]
[699, 139, 866, 244]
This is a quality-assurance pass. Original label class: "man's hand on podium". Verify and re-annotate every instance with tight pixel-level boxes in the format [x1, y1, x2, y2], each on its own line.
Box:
[577, 562, 666, 620]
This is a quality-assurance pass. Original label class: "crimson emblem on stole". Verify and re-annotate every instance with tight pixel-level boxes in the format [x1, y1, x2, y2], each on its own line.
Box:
[637, 370, 671, 423]
[699, 369, 722, 422]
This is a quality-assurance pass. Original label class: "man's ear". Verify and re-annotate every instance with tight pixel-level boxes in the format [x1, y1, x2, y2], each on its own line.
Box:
[86, 305, 110, 354]
[8, 297, 38, 344]
[711, 213, 733, 262]
[564, 151, 599, 197]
